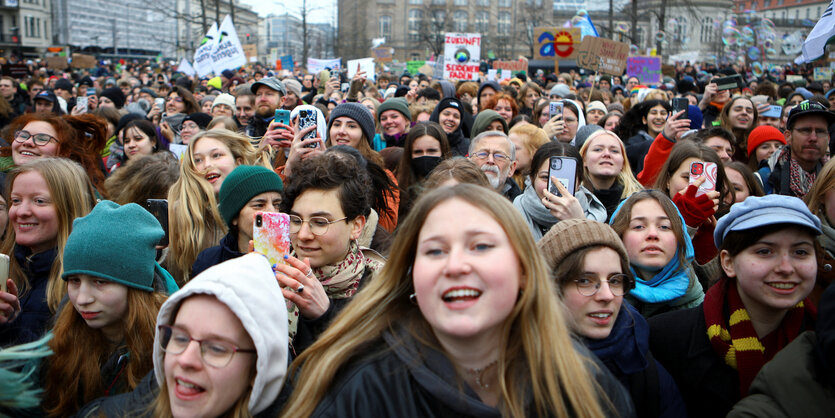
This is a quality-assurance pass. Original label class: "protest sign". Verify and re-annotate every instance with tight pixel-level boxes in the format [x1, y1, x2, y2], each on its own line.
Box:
[492, 58, 528, 75]
[814, 66, 833, 80]
[46, 56, 68, 70]
[211, 15, 247, 73]
[194, 23, 218, 77]
[307, 58, 341, 73]
[348, 57, 376, 82]
[442, 33, 481, 80]
[626, 56, 661, 84]
[487, 69, 497, 81]
[71, 53, 96, 69]
[242, 44, 257, 61]
[534, 27, 580, 60]
[372, 47, 393, 62]
[277, 55, 293, 71]
[407, 60, 425, 75]
[500, 70, 511, 81]
[575, 36, 629, 75]
[177, 58, 196, 76]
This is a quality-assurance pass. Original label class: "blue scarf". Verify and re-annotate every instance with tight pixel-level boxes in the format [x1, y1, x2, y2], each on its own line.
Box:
[585, 303, 649, 377]
[609, 195, 695, 303]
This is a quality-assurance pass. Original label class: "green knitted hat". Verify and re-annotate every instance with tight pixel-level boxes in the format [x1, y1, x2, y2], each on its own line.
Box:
[219, 165, 284, 228]
[377, 97, 412, 123]
[62, 200, 163, 292]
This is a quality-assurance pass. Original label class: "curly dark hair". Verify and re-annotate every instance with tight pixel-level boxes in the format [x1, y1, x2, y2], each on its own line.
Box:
[280, 151, 373, 222]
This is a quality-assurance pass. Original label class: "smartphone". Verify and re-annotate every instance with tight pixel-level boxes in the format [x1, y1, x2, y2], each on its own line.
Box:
[341, 82, 350, 92]
[154, 97, 165, 110]
[0, 254, 8, 293]
[671, 97, 689, 119]
[714, 74, 744, 91]
[549, 101, 564, 119]
[548, 156, 577, 197]
[253, 212, 291, 267]
[298, 109, 319, 146]
[274, 109, 291, 128]
[689, 162, 718, 196]
[76, 96, 88, 113]
[143, 199, 170, 246]
[86, 87, 96, 96]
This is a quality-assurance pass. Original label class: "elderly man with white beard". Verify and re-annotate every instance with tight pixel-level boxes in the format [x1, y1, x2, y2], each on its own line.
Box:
[468, 131, 521, 201]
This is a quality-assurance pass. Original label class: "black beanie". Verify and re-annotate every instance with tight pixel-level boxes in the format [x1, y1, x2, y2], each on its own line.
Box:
[183, 112, 212, 129]
[327, 103, 376, 145]
[100, 87, 126, 109]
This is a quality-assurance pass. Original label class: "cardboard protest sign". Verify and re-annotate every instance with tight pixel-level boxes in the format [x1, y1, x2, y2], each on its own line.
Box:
[71, 53, 97, 69]
[348, 57, 375, 82]
[46, 56, 68, 70]
[242, 44, 257, 61]
[211, 15, 247, 73]
[534, 27, 580, 60]
[492, 58, 528, 75]
[372, 47, 393, 62]
[626, 56, 661, 84]
[575, 36, 628, 75]
[443, 33, 481, 80]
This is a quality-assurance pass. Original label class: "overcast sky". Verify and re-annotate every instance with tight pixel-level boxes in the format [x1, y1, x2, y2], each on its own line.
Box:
[237, 0, 336, 24]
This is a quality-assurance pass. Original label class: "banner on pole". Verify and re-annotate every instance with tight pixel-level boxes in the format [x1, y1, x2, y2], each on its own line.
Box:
[534, 27, 580, 60]
[194, 23, 218, 77]
[211, 15, 247, 73]
[177, 58, 196, 76]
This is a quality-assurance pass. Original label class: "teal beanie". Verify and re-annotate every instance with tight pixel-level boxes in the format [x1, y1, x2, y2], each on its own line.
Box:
[62, 200, 163, 292]
[377, 98, 411, 123]
[219, 165, 284, 228]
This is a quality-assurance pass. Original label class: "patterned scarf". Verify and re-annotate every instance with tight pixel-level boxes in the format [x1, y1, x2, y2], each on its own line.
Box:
[704, 278, 816, 396]
[777, 145, 818, 197]
[287, 241, 383, 341]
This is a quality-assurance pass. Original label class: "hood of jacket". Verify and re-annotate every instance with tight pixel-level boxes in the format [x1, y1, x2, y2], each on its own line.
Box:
[471, 109, 508, 139]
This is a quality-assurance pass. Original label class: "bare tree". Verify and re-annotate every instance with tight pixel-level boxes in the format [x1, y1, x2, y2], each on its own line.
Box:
[416, 2, 454, 58]
[516, 1, 555, 58]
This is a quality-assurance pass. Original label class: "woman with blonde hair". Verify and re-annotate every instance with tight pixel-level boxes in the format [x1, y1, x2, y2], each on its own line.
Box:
[579, 130, 644, 220]
[508, 123, 550, 191]
[0, 158, 96, 346]
[166, 130, 269, 283]
[279, 184, 633, 417]
[804, 157, 835, 305]
[421, 158, 491, 190]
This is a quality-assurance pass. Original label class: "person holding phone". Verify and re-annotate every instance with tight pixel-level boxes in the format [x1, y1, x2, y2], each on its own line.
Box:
[191, 165, 284, 277]
[513, 142, 606, 241]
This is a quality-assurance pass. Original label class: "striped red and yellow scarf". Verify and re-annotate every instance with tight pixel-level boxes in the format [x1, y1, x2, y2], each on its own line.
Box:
[704, 278, 816, 396]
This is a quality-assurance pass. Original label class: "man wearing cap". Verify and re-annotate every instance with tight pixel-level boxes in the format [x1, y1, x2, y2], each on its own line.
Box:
[32, 90, 61, 114]
[768, 100, 835, 198]
[249, 77, 287, 138]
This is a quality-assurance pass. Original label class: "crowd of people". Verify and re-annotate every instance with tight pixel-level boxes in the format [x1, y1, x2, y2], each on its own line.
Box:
[0, 54, 834, 417]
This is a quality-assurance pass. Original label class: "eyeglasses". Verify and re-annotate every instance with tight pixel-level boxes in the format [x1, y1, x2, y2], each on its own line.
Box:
[572, 274, 630, 297]
[167, 96, 183, 103]
[158, 325, 255, 368]
[793, 127, 828, 138]
[14, 130, 58, 146]
[471, 151, 510, 162]
[181, 121, 200, 130]
[288, 215, 347, 236]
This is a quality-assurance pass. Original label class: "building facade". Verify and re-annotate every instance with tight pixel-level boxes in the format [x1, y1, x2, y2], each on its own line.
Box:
[0, 0, 51, 58]
[264, 13, 335, 66]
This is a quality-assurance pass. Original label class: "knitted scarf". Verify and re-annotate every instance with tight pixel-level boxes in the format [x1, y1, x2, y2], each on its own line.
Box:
[704, 277, 816, 396]
[287, 241, 383, 341]
[585, 303, 649, 376]
[513, 182, 558, 240]
[777, 145, 817, 197]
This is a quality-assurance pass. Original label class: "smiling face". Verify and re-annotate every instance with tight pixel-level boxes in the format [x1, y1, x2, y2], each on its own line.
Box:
[9, 171, 59, 254]
[721, 228, 817, 320]
[725, 167, 751, 204]
[728, 99, 754, 130]
[380, 110, 409, 136]
[621, 198, 678, 271]
[12, 121, 60, 166]
[236, 96, 254, 126]
[192, 137, 239, 194]
[412, 198, 521, 344]
[561, 247, 624, 340]
[329, 117, 364, 148]
[67, 274, 129, 344]
[164, 295, 255, 418]
[703, 136, 733, 163]
[584, 134, 624, 185]
[289, 188, 363, 268]
[438, 107, 461, 134]
[123, 127, 156, 160]
[642, 105, 669, 137]
[166, 92, 186, 114]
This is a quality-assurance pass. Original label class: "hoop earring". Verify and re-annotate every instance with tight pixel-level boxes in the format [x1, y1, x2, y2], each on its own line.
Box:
[409, 293, 418, 305]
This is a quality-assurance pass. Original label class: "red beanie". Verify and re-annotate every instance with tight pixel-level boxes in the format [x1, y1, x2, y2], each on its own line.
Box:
[747, 125, 786, 157]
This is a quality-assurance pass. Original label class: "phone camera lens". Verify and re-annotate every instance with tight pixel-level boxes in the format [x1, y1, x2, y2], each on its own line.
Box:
[255, 215, 262, 228]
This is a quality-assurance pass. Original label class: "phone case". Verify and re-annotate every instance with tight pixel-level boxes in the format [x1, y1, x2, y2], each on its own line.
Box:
[672, 98, 689, 118]
[253, 212, 291, 268]
[274, 109, 291, 126]
[298, 110, 318, 140]
[548, 156, 577, 197]
[0, 254, 8, 293]
[143, 199, 169, 246]
[549, 101, 563, 118]
[689, 162, 717, 195]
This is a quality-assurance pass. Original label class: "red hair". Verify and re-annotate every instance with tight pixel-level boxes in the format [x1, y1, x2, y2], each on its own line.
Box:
[484, 92, 518, 120]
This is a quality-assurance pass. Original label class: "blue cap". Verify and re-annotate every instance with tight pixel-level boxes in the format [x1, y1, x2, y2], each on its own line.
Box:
[714, 195, 821, 248]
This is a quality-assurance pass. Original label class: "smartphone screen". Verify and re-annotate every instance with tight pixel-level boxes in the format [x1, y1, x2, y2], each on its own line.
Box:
[253, 212, 291, 267]
[689, 161, 717, 196]
[548, 156, 577, 197]
[77, 96, 88, 113]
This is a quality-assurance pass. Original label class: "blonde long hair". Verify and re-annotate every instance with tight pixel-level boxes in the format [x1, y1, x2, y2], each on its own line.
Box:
[0, 158, 96, 312]
[579, 129, 644, 199]
[166, 130, 270, 282]
[281, 184, 608, 417]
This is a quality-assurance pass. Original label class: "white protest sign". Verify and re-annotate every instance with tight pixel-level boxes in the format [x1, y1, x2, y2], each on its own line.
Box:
[211, 15, 247, 73]
[307, 58, 342, 74]
[487, 69, 497, 81]
[193, 23, 218, 77]
[347, 57, 376, 82]
[442, 33, 481, 80]
[168, 144, 188, 160]
[500, 69, 511, 81]
[177, 58, 196, 76]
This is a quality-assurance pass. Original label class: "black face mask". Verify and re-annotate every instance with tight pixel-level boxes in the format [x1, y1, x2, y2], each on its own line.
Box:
[411, 156, 442, 178]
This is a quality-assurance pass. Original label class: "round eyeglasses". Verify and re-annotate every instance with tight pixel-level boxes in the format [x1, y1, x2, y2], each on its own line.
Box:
[288, 215, 347, 236]
[158, 324, 255, 368]
[572, 274, 630, 297]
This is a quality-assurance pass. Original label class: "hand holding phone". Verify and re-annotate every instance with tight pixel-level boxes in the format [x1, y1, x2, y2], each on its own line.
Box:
[548, 156, 577, 197]
[253, 212, 291, 267]
[274, 109, 291, 129]
[689, 162, 717, 196]
[298, 109, 319, 147]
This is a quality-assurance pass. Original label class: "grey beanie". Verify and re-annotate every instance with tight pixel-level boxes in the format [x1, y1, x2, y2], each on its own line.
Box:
[574, 124, 603, 149]
[328, 102, 376, 145]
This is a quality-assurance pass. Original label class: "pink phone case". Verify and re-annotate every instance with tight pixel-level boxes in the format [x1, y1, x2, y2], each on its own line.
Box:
[252, 212, 291, 267]
[689, 162, 717, 196]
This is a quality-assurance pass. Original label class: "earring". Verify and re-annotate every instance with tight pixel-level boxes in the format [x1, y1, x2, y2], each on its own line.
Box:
[409, 293, 418, 305]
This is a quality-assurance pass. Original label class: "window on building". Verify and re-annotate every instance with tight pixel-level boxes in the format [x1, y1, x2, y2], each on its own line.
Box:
[795, 9, 799, 20]
[475, 11, 489, 33]
[700, 17, 712, 44]
[477, 0, 490, 6]
[409, 0, 423, 4]
[454, 0, 467, 4]
[379, 15, 391, 38]
[409, 9, 423, 41]
[453, 10, 468, 32]
[674, 16, 687, 42]
[498, 0, 511, 7]
[806, 7, 810, 18]
[498, 12, 511, 35]
[764, 0, 770, 7]
[432, 0, 445, 4]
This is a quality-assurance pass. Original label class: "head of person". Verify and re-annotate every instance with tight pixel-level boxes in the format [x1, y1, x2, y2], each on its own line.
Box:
[211, 93, 237, 119]
[279, 153, 372, 268]
[714, 195, 821, 318]
[639, 99, 671, 138]
[720, 96, 757, 133]
[398, 121, 451, 183]
[180, 112, 212, 145]
[421, 158, 491, 190]
[757, 104, 783, 129]
[166, 86, 200, 116]
[556, 100, 583, 143]
[153, 254, 288, 418]
[97, 87, 126, 109]
[200, 95, 216, 114]
[724, 161, 765, 205]
[104, 152, 180, 206]
[235, 92, 256, 127]
[805, 158, 835, 227]
[787, 92, 805, 107]
[508, 123, 549, 177]
[0, 76, 17, 100]
[429, 97, 465, 136]
[538, 219, 635, 339]
[33, 89, 60, 114]
[693, 127, 736, 164]
[610, 190, 691, 274]
[746, 125, 786, 168]
[282, 79, 303, 109]
[218, 165, 284, 253]
[53, 78, 74, 101]
[785, 100, 835, 171]
[468, 130, 517, 190]
[359, 97, 379, 121]
[207, 116, 240, 132]
[250, 77, 287, 118]
[185, 130, 262, 195]
[484, 92, 518, 124]
[122, 119, 163, 162]
[44, 201, 168, 417]
[517, 82, 542, 110]
[471, 109, 509, 139]
[477, 81, 500, 110]
[528, 141, 582, 202]
[585, 101, 607, 126]
[3, 158, 96, 311]
[653, 140, 731, 205]
[377, 98, 412, 137]
[281, 183, 609, 417]
[579, 130, 642, 195]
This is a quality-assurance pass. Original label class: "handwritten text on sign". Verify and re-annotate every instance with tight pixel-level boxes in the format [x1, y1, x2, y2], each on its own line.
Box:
[626, 57, 661, 84]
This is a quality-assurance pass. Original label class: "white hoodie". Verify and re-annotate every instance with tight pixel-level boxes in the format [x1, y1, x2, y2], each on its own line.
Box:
[152, 253, 289, 415]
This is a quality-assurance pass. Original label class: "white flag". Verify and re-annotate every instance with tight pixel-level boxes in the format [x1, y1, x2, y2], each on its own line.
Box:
[211, 15, 247, 73]
[194, 23, 218, 77]
[177, 58, 196, 76]
[799, 1, 835, 63]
